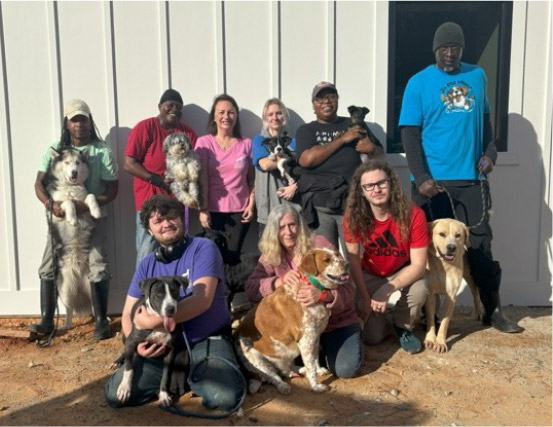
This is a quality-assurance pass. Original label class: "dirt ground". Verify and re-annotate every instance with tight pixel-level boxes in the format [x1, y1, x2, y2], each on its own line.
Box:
[0, 306, 551, 426]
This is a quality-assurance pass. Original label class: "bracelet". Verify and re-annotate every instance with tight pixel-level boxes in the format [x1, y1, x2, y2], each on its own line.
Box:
[318, 289, 329, 303]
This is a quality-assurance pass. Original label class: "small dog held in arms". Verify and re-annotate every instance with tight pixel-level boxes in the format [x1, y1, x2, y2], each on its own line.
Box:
[261, 133, 298, 185]
[236, 248, 349, 394]
[162, 132, 202, 209]
[45, 147, 102, 330]
[424, 218, 481, 353]
[347, 105, 374, 164]
[114, 276, 189, 407]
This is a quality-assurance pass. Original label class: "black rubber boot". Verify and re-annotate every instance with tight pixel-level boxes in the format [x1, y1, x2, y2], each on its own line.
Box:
[481, 289, 524, 333]
[29, 280, 56, 335]
[467, 249, 523, 333]
[90, 280, 112, 340]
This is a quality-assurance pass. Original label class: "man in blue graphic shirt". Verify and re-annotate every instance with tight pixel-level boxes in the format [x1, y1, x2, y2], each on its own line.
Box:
[399, 21, 522, 333]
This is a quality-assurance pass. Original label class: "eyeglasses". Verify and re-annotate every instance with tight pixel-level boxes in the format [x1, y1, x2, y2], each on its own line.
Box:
[314, 93, 338, 104]
[361, 179, 390, 192]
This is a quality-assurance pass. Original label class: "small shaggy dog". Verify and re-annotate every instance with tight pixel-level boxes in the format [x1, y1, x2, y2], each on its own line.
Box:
[162, 133, 202, 209]
[45, 147, 102, 330]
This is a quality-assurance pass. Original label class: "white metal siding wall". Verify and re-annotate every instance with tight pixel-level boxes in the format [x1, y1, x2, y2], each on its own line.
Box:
[0, 1, 551, 315]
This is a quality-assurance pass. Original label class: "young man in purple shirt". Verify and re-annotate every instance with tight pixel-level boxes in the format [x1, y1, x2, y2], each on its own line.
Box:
[105, 195, 244, 410]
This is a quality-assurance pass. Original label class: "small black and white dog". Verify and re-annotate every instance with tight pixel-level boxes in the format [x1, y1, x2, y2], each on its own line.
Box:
[196, 229, 259, 313]
[163, 132, 202, 209]
[45, 147, 102, 330]
[261, 133, 298, 186]
[115, 276, 189, 407]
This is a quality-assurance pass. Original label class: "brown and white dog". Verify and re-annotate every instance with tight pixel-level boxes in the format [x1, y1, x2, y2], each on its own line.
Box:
[424, 218, 481, 353]
[236, 248, 349, 394]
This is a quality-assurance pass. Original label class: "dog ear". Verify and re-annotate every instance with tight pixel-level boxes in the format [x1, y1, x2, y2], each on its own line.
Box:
[347, 105, 356, 114]
[50, 147, 61, 159]
[299, 250, 319, 276]
[80, 147, 89, 159]
[138, 277, 158, 296]
[362, 107, 370, 115]
[463, 224, 471, 248]
[173, 275, 190, 291]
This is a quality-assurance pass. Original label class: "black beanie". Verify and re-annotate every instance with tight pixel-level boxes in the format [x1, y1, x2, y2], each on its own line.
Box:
[433, 22, 465, 52]
[159, 89, 183, 105]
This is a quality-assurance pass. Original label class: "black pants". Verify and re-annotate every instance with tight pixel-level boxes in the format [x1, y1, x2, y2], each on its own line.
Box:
[412, 182, 500, 292]
[209, 212, 251, 259]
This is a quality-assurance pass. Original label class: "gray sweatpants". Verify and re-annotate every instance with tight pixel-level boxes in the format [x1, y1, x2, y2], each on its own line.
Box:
[361, 270, 428, 346]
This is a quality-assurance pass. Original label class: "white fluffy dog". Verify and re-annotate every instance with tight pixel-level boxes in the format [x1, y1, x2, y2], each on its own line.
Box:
[45, 147, 101, 330]
[162, 133, 202, 209]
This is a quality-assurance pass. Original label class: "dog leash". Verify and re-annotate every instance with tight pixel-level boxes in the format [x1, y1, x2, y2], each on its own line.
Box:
[429, 171, 490, 230]
[159, 330, 247, 419]
[35, 200, 62, 348]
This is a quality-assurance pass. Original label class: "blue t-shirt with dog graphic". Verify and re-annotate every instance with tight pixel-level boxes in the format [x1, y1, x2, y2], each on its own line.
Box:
[399, 62, 490, 181]
[128, 236, 230, 347]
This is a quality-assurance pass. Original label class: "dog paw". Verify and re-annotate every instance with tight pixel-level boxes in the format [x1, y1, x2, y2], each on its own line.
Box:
[433, 339, 449, 353]
[89, 207, 102, 219]
[316, 367, 330, 376]
[158, 390, 172, 407]
[276, 382, 291, 395]
[116, 383, 131, 403]
[311, 383, 329, 393]
[298, 367, 307, 376]
[423, 339, 435, 350]
[248, 379, 262, 394]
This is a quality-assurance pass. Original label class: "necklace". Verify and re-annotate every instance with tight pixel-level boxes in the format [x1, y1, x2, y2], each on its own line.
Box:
[215, 135, 234, 151]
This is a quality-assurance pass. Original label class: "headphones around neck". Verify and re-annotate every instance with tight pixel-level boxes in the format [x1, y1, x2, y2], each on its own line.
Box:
[154, 237, 187, 263]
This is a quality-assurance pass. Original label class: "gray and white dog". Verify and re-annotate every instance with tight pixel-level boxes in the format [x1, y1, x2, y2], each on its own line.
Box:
[162, 132, 202, 209]
[45, 147, 102, 330]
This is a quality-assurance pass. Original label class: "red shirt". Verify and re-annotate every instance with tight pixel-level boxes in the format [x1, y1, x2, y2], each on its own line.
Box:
[125, 117, 197, 211]
[343, 204, 430, 277]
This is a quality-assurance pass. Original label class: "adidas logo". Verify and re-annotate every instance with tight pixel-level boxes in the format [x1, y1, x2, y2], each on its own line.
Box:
[367, 230, 407, 257]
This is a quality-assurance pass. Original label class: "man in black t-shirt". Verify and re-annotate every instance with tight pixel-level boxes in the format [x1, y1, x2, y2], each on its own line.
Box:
[295, 81, 383, 251]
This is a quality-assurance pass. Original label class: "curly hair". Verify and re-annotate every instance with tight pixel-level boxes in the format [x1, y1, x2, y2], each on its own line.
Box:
[206, 94, 242, 138]
[344, 159, 411, 242]
[139, 195, 185, 231]
[258, 204, 313, 266]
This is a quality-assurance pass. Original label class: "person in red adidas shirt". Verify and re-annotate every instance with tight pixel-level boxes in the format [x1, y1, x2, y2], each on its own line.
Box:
[343, 159, 430, 354]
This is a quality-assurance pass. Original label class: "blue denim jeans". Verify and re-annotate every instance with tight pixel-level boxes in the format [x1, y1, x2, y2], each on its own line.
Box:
[320, 323, 363, 378]
[105, 334, 245, 411]
[135, 212, 159, 266]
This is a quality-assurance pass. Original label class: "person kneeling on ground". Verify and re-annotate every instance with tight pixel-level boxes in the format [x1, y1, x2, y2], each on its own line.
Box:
[343, 160, 430, 354]
[245, 204, 364, 378]
[105, 195, 245, 410]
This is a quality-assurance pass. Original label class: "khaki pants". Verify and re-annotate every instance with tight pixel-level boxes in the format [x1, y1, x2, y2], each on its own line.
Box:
[38, 217, 111, 282]
[361, 270, 428, 346]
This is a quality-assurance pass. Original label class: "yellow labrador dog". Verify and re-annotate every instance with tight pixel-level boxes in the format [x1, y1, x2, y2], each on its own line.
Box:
[424, 218, 482, 353]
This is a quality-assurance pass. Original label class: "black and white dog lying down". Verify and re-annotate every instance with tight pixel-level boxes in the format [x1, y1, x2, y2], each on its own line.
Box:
[196, 229, 259, 313]
[114, 276, 189, 407]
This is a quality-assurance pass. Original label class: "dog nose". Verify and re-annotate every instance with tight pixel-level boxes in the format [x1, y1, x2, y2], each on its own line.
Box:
[164, 305, 176, 316]
[446, 244, 457, 253]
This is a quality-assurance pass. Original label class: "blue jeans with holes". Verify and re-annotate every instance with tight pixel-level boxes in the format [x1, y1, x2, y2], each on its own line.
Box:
[104, 334, 245, 411]
[320, 323, 363, 378]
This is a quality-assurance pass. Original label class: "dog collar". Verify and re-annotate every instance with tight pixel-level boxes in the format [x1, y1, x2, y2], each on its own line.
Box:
[299, 271, 327, 290]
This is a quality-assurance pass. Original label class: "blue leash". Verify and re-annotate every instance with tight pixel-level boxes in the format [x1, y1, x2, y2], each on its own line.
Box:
[159, 329, 247, 419]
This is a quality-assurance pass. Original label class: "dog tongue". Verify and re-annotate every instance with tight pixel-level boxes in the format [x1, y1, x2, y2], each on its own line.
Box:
[163, 316, 176, 332]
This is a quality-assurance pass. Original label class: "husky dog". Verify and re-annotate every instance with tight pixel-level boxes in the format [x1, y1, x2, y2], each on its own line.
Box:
[45, 147, 102, 330]
[162, 133, 202, 209]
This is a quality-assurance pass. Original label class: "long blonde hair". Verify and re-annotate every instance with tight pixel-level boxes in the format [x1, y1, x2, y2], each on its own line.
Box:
[259, 204, 313, 266]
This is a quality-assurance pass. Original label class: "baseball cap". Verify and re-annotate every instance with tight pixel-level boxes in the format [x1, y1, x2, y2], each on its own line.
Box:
[64, 99, 91, 120]
[311, 81, 337, 101]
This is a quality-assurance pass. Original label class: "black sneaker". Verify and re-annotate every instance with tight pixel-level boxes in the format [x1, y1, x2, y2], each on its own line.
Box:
[394, 325, 421, 354]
